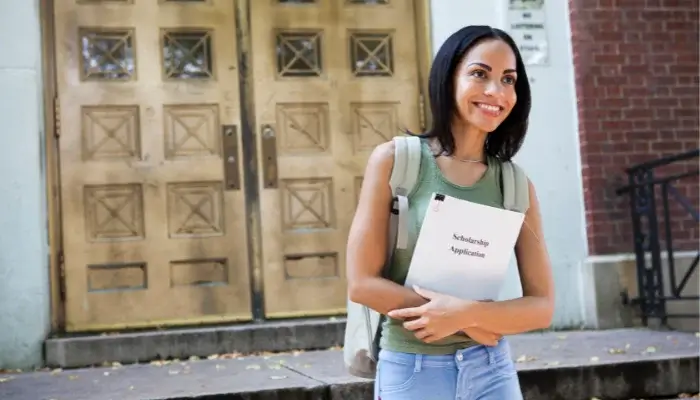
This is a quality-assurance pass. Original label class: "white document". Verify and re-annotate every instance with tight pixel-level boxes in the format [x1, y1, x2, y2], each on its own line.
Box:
[404, 193, 526, 301]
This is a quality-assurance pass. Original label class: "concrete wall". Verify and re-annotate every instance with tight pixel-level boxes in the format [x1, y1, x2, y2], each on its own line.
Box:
[430, 0, 589, 328]
[0, 0, 52, 369]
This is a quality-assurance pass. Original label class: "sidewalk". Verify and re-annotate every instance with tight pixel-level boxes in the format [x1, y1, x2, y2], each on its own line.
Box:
[1, 328, 698, 400]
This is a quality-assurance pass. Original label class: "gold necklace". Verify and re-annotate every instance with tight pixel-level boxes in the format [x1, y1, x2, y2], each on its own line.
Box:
[441, 152, 484, 163]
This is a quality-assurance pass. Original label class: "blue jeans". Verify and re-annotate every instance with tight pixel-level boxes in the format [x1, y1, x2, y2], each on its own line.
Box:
[374, 338, 523, 400]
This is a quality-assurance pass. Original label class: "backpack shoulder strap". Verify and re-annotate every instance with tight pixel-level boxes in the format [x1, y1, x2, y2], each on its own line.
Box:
[501, 160, 530, 214]
[389, 135, 422, 197]
[388, 135, 422, 250]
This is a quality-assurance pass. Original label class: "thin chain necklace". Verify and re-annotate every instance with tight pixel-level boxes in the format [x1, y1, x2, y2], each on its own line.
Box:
[441, 152, 484, 164]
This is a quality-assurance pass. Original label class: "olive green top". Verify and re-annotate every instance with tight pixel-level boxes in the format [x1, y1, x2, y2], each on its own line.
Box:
[379, 138, 506, 355]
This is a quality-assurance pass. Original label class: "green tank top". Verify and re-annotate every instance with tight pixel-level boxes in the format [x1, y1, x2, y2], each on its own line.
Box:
[379, 138, 506, 355]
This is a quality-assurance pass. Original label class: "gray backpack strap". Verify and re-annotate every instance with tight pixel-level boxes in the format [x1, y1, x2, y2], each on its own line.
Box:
[501, 160, 530, 213]
[343, 135, 423, 379]
[388, 135, 422, 250]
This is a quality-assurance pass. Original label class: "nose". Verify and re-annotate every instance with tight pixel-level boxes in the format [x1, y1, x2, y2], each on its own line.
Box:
[483, 79, 506, 98]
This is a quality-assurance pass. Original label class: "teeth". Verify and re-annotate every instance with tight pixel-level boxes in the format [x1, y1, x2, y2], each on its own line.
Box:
[477, 103, 501, 113]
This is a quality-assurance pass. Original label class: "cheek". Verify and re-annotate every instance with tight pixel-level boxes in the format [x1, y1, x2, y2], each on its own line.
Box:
[505, 90, 517, 111]
[455, 81, 478, 108]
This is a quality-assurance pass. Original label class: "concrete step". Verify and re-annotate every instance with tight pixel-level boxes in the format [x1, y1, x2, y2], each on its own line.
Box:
[46, 317, 346, 368]
[6, 329, 698, 400]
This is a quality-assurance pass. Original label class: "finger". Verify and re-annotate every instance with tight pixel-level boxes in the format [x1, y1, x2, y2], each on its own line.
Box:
[412, 285, 437, 300]
[422, 334, 441, 343]
[402, 317, 428, 331]
[388, 306, 424, 320]
[413, 328, 433, 341]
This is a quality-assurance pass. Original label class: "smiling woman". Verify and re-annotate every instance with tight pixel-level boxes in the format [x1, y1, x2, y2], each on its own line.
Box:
[346, 25, 553, 400]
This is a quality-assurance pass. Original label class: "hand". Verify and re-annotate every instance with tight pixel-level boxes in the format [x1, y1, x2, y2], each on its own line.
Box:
[387, 285, 473, 343]
[463, 326, 501, 347]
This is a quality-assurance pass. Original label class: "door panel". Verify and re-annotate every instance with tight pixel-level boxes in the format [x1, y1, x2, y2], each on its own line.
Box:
[55, 0, 252, 331]
[250, 0, 422, 317]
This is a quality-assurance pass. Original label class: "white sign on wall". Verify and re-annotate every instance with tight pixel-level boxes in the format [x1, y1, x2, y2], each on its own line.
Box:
[507, 0, 549, 66]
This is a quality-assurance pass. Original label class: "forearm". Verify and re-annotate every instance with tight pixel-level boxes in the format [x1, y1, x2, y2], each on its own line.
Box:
[462, 296, 554, 335]
[349, 277, 428, 316]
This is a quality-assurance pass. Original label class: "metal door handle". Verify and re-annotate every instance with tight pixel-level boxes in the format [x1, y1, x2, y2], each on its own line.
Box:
[261, 124, 278, 189]
[222, 125, 241, 190]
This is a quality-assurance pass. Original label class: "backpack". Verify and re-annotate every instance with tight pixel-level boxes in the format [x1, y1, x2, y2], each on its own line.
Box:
[343, 135, 530, 379]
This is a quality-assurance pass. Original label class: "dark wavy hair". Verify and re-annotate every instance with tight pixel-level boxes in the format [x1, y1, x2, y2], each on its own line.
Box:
[417, 25, 531, 161]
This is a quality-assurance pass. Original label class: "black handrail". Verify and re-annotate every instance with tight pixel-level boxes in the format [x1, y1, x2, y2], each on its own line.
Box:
[623, 148, 700, 173]
[617, 148, 700, 325]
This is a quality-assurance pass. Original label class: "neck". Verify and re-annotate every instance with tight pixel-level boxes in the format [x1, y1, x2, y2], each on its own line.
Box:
[450, 121, 487, 161]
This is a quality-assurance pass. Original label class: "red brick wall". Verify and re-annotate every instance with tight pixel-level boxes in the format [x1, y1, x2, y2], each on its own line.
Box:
[569, 0, 699, 255]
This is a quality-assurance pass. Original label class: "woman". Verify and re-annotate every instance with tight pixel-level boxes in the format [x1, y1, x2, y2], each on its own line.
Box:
[346, 25, 555, 399]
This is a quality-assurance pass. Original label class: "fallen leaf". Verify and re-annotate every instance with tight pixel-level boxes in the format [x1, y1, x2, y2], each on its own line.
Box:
[103, 372, 110, 376]
[68, 375, 79, 380]
[556, 335, 567, 340]
[51, 368, 62, 375]
[215, 364, 226, 370]
[270, 375, 287, 380]
[515, 355, 537, 363]
[546, 361, 560, 366]
[246, 364, 261, 370]
[0, 377, 13, 383]
[608, 348, 626, 355]
[590, 356, 599, 362]
[644, 346, 657, 353]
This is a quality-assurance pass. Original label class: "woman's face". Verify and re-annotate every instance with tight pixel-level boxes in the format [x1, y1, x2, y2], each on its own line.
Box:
[453, 38, 518, 133]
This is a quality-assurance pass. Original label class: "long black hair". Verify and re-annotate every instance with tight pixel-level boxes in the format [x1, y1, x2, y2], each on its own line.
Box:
[417, 25, 531, 161]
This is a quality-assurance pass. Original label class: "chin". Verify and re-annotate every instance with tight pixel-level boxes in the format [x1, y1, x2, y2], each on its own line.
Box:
[466, 115, 505, 133]
[473, 121, 502, 133]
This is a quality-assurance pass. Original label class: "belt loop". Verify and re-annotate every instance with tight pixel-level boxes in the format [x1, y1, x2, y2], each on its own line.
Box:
[487, 345, 497, 365]
[414, 354, 423, 372]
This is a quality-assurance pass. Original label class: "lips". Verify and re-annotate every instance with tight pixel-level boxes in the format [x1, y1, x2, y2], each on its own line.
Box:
[473, 102, 504, 117]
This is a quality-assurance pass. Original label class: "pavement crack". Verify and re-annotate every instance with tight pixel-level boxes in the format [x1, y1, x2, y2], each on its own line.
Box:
[281, 364, 329, 385]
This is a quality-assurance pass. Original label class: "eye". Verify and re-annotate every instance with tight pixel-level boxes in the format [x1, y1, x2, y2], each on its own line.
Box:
[502, 75, 516, 85]
[470, 69, 487, 79]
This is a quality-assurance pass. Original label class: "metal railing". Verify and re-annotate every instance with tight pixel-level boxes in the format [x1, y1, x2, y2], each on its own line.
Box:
[616, 148, 700, 325]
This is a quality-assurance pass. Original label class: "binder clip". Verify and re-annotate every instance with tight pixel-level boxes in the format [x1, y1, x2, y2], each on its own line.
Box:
[432, 193, 445, 212]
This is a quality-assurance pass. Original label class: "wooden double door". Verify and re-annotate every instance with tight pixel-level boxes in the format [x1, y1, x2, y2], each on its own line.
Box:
[53, 0, 423, 331]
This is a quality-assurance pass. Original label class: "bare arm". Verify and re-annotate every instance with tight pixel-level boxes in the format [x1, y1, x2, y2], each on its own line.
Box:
[346, 141, 429, 314]
[460, 179, 555, 335]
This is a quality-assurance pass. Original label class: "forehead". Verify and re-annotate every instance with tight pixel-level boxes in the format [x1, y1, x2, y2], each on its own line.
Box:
[461, 39, 516, 68]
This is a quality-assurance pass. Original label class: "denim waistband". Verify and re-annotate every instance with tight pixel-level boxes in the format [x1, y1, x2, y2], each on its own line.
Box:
[378, 337, 512, 370]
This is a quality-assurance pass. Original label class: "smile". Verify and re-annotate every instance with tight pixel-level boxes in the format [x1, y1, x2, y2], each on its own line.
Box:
[473, 102, 503, 117]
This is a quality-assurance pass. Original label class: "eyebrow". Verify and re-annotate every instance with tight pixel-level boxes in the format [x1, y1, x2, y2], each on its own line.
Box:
[467, 62, 517, 74]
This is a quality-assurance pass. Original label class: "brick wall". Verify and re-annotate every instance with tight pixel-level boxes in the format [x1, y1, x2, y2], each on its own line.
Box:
[569, 0, 700, 255]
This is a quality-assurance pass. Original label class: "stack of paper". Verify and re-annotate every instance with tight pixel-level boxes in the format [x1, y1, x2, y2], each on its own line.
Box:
[404, 193, 525, 301]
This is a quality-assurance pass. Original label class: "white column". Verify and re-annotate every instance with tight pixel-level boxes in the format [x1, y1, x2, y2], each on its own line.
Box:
[0, 0, 51, 369]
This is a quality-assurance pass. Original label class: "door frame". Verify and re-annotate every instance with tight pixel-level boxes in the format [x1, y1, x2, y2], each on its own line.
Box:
[40, 0, 433, 332]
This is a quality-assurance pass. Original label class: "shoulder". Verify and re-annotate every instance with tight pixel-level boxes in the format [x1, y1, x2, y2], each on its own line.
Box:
[367, 140, 395, 173]
[362, 140, 397, 188]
